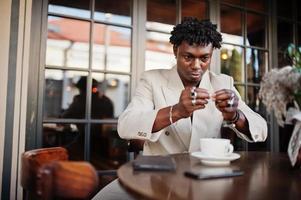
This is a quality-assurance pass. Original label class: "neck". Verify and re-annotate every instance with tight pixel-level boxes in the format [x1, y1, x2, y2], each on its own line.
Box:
[183, 80, 201, 88]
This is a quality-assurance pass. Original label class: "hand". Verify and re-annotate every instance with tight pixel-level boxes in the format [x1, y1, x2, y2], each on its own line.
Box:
[173, 87, 210, 118]
[212, 89, 238, 121]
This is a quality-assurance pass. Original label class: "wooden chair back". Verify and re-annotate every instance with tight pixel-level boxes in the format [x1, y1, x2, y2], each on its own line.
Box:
[21, 147, 68, 198]
[21, 147, 98, 200]
[37, 161, 99, 200]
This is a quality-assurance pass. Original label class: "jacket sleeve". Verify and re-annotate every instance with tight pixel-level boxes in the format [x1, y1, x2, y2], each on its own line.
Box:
[231, 77, 268, 142]
[117, 72, 166, 142]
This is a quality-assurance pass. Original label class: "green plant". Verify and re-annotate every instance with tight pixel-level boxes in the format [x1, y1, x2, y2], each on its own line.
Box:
[286, 43, 301, 70]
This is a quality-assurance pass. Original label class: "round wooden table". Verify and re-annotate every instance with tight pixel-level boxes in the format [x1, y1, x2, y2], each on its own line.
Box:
[117, 152, 301, 200]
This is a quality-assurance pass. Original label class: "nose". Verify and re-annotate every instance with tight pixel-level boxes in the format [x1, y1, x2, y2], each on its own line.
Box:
[192, 58, 202, 69]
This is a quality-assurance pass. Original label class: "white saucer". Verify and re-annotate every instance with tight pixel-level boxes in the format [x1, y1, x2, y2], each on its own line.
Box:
[190, 152, 240, 166]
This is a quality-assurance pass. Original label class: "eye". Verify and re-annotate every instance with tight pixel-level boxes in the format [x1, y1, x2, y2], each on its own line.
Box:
[201, 56, 210, 62]
[183, 55, 193, 61]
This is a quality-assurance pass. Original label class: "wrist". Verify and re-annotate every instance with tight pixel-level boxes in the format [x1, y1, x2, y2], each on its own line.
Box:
[224, 110, 240, 124]
[171, 104, 182, 121]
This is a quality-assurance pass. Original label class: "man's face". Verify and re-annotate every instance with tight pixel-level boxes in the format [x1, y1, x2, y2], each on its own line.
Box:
[174, 41, 213, 87]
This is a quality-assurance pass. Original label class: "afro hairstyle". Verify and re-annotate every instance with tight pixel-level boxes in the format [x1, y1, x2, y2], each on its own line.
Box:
[169, 17, 222, 49]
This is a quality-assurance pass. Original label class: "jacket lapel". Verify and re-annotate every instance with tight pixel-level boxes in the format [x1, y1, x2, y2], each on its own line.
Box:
[189, 71, 223, 152]
[161, 66, 192, 150]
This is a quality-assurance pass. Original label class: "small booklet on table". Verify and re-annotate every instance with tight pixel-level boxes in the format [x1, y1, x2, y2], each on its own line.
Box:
[132, 155, 176, 171]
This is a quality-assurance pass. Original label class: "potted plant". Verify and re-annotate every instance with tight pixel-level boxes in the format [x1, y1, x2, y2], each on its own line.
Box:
[259, 43, 301, 167]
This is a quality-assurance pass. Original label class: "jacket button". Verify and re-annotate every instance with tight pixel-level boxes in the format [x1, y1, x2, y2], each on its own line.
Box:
[165, 131, 170, 136]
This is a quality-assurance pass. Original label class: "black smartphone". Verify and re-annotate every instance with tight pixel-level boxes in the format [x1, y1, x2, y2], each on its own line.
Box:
[184, 169, 244, 180]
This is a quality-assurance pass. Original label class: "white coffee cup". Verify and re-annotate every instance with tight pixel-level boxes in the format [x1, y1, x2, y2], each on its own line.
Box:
[200, 138, 234, 157]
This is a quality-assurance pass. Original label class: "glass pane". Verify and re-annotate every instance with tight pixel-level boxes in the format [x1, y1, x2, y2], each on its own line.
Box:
[277, 52, 291, 68]
[48, 0, 90, 19]
[44, 69, 88, 119]
[46, 17, 90, 68]
[220, 45, 245, 83]
[298, 25, 301, 47]
[221, 0, 241, 5]
[92, 73, 130, 117]
[247, 86, 267, 118]
[246, 48, 268, 84]
[277, 20, 293, 52]
[234, 84, 245, 101]
[245, 0, 267, 12]
[221, 6, 243, 45]
[147, 0, 176, 32]
[90, 123, 128, 170]
[92, 24, 131, 72]
[298, 1, 301, 21]
[277, 0, 293, 19]
[246, 13, 266, 48]
[43, 123, 85, 160]
[94, 0, 131, 26]
[145, 31, 175, 70]
[181, 0, 208, 20]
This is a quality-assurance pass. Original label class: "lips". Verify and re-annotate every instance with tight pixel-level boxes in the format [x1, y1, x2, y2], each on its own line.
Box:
[190, 72, 202, 79]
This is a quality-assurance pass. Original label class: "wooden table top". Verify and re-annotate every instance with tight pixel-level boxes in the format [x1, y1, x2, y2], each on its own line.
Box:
[117, 152, 301, 200]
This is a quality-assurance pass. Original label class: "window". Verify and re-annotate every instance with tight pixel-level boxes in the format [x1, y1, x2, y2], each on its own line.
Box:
[220, 0, 269, 151]
[44, 0, 132, 170]
[145, 0, 208, 71]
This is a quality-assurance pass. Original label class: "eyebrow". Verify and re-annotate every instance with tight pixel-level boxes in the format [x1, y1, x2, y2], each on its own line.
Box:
[182, 52, 211, 57]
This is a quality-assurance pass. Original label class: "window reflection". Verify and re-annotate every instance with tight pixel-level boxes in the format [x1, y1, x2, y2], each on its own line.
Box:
[221, 0, 241, 5]
[298, 1, 301, 21]
[94, 0, 131, 26]
[298, 25, 301, 46]
[247, 86, 267, 118]
[181, 0, 208, 20]
[277, 0, 293, 19]
[90, 123, 128, 169]
[44, 70, 88, 119]
[235, 85, 245, 101]
[221, 45, 244, 83]
[277, 52, 291, 69]
[147, 0, 176, 28]
[221, 6, 243, 45]
[92, 73, 130, 117]
[46, 17, 90, 68]
[247, 13, 266, 48]
[48, 0, 91, 19]
[145, 32, 175, 70]
[246, 48, 267, 84]
[92, 24, 131, 72]
[277, 20, 293, 52]
[245, 0, 267, 12]
[146, 0, 176, 70]
[43, 123, 84, 160]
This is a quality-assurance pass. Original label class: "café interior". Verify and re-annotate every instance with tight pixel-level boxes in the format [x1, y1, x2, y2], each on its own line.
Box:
[1, 0, 301, 199]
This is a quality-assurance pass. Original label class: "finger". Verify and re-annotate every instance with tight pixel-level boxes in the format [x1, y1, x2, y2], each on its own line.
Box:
[213, 89, 228, 96]
[215, 97, 238, 111]
[194, 88, 210, 99]
[216, 100, 238, 108]
[195, 99, 209, 105]
[214, 91, 235, 101]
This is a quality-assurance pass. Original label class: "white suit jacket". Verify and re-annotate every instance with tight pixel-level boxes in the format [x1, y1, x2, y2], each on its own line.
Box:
[118, 66, 267, 155]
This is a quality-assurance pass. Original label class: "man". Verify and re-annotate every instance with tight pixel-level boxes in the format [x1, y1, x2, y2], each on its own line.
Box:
[118, 17, 267, 155]
[93, 17, 267, 200]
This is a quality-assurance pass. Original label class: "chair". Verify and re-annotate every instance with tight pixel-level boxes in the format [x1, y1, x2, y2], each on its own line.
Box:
[128, 139, 144, 159]
[21, 147, 99, 200]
